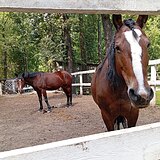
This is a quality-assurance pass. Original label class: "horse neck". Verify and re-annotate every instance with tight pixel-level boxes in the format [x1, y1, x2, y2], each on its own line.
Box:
[24, 77, 34, 86]
[55, 71, 64, 80]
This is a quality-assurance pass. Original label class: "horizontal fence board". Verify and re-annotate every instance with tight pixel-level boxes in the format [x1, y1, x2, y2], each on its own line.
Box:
[0, 0, 160, 15]
[149, 59, 160, 65]
[71, 70, 95, 75]
[72, 83, 91, 87]
[148, 80, 160, 86]
[1, 122, 160, 160]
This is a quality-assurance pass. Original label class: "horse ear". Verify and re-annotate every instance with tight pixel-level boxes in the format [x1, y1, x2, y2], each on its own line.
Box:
[15, 73, 18, 77]
[136, 15, 148, 28]
[112, 14, 123, 30]
[22, 73, 25, 78]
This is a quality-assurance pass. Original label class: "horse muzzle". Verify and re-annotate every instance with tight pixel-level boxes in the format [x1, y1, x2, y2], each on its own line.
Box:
[128, 87, 154, 108]
[18, 89, 23, 94]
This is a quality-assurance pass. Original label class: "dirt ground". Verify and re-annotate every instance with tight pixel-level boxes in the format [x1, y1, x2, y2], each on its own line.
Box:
[0, 92, 160, 152]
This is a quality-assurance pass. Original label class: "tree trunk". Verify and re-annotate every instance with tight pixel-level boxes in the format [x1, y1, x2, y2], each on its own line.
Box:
[78, 14, 89, 89]
[101, 14, 113, 54]
[79, 14, 87, 71]
[2, 27, 7, 79]
[98, 15, 102, 63]
[63, 14, 73, 73]
[2, 50, 7, 79]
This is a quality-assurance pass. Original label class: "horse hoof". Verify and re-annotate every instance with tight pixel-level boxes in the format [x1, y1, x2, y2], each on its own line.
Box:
[38, 109, 43, 112]
[47, 109, 52, 113]
[67, 103, 72, 107]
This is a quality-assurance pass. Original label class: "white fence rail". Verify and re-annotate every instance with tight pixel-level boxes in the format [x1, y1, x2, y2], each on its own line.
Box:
[71, 59, 160, 106]
[71, 70, 95, 95]
[1, 122, 160, 160]
[1, 59, 160, 105]
[0, 0, 160, 15]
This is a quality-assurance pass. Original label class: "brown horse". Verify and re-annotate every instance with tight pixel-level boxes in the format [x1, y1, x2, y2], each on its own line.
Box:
[91, 15, 154, 131]
[16, 70, 72, 112]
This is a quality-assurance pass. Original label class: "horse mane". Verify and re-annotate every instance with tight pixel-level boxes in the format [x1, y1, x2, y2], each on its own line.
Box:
[97, 39, 122, 88]
[106, 40, 122, 88]
[22, 72, 43, 78]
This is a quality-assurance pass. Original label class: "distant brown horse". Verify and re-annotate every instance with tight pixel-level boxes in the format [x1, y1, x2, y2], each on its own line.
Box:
[16, 70, 72, 112]
[91, 15, 154, 131]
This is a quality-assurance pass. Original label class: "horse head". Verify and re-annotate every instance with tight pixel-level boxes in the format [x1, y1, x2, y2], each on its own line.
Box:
[15, 73, 26, 94]
[111, 14, 153, 108]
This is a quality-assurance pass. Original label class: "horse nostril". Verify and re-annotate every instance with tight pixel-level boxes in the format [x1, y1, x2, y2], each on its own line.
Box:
[129, 88, 139, 102]
[129, 87, 154, 107]
[148, 88, 154, 101]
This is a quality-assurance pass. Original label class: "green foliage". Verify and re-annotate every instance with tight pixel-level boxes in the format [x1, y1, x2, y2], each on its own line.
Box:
[0, 12, 18, 78]
[5, 13, 40, 74]
[156, 91, 160, 106]
[83, 15, 99, 64]
[0, 13, 159, 79]
[145, 16, 160, 60]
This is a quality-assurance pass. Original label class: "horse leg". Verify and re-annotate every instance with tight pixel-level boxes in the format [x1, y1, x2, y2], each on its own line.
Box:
[127, 107, 139, 128]
[122, 118, 128, 128]
[69, 93, 72, 105]
[42, 89, 52, 112]
[37, 90, 43, 112]
[114, 116, 128, 130]
[67, 95, 70, 106]
[101, 109, 114, 131]
[62, 86, 72, 106]
[68, 85, 72, 105]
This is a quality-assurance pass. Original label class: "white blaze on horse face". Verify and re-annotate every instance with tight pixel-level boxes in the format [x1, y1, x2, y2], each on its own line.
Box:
[18, 79, 22, 92]
[124, 29, 147, 95]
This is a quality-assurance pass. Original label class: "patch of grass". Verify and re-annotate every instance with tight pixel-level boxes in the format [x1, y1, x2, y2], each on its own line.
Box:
[156, 91, 160, 106]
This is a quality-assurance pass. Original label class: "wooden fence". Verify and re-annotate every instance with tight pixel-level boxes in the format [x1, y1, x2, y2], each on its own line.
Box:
[0, 1, 160, 159]
[71, 59, 160, 106]
[71, 70, 95, 95]
[0, 0, 160, 15]
[1, 122, 160, 160]
[0, 59, 160, 159]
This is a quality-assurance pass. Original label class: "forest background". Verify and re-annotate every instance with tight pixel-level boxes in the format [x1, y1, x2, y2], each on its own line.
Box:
[0, 13, 159, 79]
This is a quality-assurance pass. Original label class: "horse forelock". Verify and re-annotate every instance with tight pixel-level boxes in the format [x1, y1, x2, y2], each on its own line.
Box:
[124, 18, 138, 40]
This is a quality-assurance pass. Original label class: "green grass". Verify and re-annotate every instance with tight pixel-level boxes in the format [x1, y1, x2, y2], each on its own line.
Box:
[156, 91, 160, 106]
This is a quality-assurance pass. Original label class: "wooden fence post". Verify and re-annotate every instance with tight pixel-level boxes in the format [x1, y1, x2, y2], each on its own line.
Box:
[150, 65, 157, 106]
[0, 82, 2, 96]
[79, 74, 83, 95]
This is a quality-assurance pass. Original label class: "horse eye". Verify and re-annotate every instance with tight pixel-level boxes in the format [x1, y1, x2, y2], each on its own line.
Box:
[147, 42, 150, 48]
[115, 46, 121, 53]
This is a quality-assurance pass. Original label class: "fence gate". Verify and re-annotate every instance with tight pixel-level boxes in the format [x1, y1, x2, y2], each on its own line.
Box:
[4, 79, 17, 94]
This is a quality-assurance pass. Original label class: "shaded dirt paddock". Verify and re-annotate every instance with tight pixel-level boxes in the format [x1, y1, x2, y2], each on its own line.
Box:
[0, 92, 160, 152]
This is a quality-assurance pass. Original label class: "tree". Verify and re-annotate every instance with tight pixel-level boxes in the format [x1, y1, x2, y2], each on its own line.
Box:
[101, 14, 113, 55]
[97, 15, 102, 62]
[145, 16, 160, 60]
[0, 13, 159, 80]
[79, 14, 87, 71]
[62, 14, 73, 73]
[0, 13, 17, 79]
